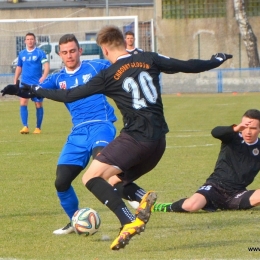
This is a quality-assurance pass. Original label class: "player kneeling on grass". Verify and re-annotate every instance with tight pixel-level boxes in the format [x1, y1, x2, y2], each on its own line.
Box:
[153, 109, 260, 213]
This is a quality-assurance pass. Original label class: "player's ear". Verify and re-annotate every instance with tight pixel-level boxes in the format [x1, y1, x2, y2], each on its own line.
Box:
[101, 46, 108, 57]
[78, 47, 83, 55]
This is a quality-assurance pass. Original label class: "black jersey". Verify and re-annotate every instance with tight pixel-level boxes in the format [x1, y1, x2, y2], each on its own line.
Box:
[34, 52, 227, 141]
[126, 48, 144, 55]
[207, 126, 260, 190]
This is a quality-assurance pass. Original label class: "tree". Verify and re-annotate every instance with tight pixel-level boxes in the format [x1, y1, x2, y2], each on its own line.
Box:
[233, 0, 260, 67]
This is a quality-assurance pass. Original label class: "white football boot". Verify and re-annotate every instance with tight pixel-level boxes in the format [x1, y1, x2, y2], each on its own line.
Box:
[53, 222, 75, 235]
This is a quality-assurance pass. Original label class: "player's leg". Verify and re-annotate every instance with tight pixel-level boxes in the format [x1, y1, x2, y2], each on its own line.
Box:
[83, 161, 139, 249]
[248, 189, 260, 207]
[154, 194, 206, 212]
[53, 164, 83, 235]
[113, 135, 165, 222]
[19, 97, 29, 134]
[32, 97, 44, 134]
[182, 193, 207, 211]
[226, 189, 255, 210]
[113, 180, 145, 209]
[109, 175, 145, 209]
[53, 129, 91, 234]
[153, 183, 217, 213]
[83, 133, 164, 250]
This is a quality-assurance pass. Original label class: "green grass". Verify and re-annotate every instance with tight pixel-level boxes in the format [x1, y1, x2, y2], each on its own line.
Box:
[1, 93, 260, 259]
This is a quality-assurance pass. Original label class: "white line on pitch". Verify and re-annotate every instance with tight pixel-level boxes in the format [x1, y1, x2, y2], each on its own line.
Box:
[5, 152, 59, 156]
[166, 144, 215, 148]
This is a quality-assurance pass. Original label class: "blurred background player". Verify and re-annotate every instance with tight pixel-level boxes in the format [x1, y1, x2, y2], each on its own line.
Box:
[125, 31, 143, 54]
[14, 32, 49, 134]
[153, 109, 260, 213]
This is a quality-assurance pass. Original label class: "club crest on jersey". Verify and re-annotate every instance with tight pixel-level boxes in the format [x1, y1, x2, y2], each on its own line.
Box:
[59, 81, 67, 89]
[252, 148, 259, 156]
[83, 74, 92, 83]
[32, 56, 37, 61]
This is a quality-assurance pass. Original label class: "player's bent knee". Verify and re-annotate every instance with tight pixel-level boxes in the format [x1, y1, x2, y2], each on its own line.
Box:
[182, 197, 206, 212]
[55, 164, 82, 192]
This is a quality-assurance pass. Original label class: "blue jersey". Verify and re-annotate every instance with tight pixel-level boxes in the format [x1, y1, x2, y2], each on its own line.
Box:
[40, 60, 117, 127]
[17, 47, 48, 84]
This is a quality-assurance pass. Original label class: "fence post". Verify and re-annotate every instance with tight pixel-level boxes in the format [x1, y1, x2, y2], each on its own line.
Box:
[217, 70, 223, 93]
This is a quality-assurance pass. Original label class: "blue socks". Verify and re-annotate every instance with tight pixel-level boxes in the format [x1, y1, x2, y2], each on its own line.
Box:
[57, 186, 79, 220]
[20, 106, 44, 129]
[20, 105, 28, 127]
[36, 107, 44, 129]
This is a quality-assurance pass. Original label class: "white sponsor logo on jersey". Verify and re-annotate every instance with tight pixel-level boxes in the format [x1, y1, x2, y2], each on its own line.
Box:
[83, 74, 92, 83]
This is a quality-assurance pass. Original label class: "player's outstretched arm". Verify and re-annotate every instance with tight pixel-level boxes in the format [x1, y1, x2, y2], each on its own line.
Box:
[1, 80, 20, 96]
[156, 52, 232, 74]
[1, 81, 36, 98]
[21, 76, 104, 103]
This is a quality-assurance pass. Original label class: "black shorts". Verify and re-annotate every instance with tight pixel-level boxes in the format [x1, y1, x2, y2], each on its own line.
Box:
[196, 182, 255, 211]
[95, 132, 166, 185]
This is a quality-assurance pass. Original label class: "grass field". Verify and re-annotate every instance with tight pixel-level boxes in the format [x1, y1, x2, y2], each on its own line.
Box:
[1, 93, 260, 260]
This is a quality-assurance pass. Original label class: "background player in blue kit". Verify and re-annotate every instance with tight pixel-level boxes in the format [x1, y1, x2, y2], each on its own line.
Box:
[14, 32, 50, 134]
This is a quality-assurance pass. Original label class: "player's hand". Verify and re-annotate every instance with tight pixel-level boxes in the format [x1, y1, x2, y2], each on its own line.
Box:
[211, 53, 233, 62]
[1, 80, 20, 96]
[21, 82, 39, 94]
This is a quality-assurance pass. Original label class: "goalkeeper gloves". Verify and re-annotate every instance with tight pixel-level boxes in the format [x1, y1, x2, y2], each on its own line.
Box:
[211, 53, 233, 62]
[1, 80, 20, 96]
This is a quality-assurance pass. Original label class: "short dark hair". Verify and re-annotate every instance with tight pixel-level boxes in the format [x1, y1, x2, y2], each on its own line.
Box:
[59, 34, 80, 49]
[125, 31, 134, 37]
[243, 109, 260, 121]
[25, 32, 36, 39]
[96, 25, 125, 48]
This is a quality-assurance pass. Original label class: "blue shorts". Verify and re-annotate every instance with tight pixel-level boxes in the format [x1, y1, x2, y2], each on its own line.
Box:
[31, 96, 44, 102]
[57, 121, 116, 168]
[19, 86, 44, 102]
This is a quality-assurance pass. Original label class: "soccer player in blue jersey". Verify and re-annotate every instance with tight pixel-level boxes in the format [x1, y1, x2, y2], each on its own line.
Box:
[14, 32, 50, 134]
[40, 34, 118, 235]
[7, 33, 117, 234]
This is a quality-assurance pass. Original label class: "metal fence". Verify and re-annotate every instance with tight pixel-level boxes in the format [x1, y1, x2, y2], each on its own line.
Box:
[161, 68, 260, 94]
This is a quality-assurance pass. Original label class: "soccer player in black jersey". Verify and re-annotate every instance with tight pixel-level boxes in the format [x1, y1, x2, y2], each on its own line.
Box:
[154, 109, 260, 213]
[125, 31, 144, 54]
[2, 25, 232, 250]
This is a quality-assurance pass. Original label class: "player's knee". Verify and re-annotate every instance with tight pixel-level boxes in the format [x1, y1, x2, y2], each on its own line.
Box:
[182, 199, 201, 212]
[55, 165, 82, 192]
[55, 177, 70, 192]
